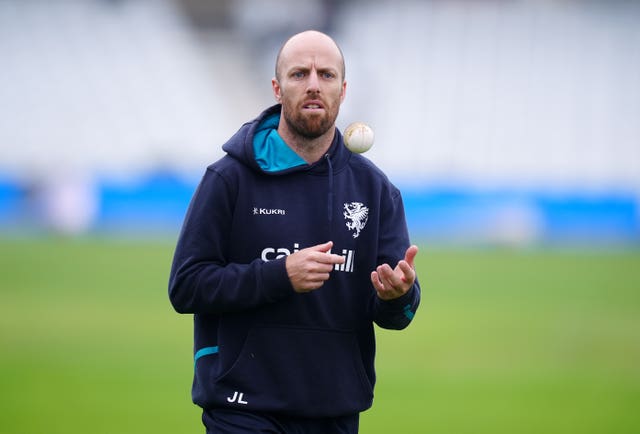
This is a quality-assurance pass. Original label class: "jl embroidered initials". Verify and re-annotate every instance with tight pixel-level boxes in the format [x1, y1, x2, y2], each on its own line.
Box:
[226, 391, 248, 405]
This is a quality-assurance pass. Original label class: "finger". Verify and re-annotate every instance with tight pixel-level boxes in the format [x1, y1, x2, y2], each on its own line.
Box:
[372, 270, 402, 299]
[398, 260, 415, 284]
[297, 270, 333, 292]
[370, 271, 384, 292]
[371, 271, 396, 299]
[404, 245, 419, 268]
[377, 264, 402, 288]
[306, 241, 345, 265]
[315, 252, 346, 265]
[300, 258, 338, 275]
[301, 279, 326, 292]
[308, 272, 332, 283]
[311, 260, 341, 273]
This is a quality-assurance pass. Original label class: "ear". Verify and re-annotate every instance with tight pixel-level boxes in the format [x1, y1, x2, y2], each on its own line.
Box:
[272, 77, 282, 102]
[339, 80, 347, 104]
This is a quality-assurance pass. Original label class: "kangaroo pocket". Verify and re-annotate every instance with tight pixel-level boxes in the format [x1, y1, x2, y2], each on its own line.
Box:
[213, 325, 373, 417]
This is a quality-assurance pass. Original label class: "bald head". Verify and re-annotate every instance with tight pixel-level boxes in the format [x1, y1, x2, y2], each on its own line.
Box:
[275, 30, 345, 82]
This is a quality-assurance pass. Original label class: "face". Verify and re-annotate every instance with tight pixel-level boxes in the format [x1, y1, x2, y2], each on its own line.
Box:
[273, 32, 346, 140]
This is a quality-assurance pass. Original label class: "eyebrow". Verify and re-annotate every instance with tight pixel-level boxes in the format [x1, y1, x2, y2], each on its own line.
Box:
[289, 65, 339, 75]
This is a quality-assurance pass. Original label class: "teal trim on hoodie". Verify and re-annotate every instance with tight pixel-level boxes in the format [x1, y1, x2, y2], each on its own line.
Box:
[253, 113, 307, 172]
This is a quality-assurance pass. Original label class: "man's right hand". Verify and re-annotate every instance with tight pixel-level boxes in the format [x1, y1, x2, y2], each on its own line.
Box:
[285, 241, 345, 292]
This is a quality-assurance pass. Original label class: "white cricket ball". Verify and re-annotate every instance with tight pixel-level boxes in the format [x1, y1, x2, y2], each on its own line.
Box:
[343, 122, 374, 153]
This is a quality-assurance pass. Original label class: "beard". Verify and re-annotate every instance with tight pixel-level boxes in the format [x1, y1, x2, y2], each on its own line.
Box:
[281, 99, 338, 140]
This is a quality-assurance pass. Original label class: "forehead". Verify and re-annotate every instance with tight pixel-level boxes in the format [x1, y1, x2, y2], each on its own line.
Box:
[279, 33, 343, 72]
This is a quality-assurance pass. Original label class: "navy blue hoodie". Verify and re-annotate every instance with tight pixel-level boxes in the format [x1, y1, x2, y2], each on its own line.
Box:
[169, 104, 420, 418]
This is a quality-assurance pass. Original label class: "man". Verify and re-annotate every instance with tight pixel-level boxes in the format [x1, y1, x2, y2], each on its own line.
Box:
[169, 30, 420, 433]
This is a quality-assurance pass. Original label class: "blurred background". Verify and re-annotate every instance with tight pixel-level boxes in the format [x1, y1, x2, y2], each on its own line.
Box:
[1, 1, 639, 434]
[1, 0, 638, 245]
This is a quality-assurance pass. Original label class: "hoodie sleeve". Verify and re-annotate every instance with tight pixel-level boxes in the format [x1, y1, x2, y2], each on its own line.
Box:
[168, 167, 293, 315]
[373, 284, 420, 330]
[372, 187, 421, 330]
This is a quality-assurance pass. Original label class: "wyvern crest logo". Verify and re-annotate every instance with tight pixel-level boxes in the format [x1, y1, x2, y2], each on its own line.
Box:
[253, 207, 286, 216]
[343, 202, 369, 239]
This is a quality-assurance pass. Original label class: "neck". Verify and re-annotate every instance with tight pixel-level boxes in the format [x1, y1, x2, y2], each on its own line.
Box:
[277, 124, 335, 164]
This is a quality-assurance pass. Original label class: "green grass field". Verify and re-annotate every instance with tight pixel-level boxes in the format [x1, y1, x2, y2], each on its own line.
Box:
[1, 237, 639, 433]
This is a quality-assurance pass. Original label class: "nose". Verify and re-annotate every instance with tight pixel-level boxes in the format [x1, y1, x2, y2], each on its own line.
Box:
[306, 69, 320, 93]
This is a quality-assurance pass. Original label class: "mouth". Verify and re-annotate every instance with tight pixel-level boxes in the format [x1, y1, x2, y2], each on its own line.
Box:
[302, 100, 324, 111]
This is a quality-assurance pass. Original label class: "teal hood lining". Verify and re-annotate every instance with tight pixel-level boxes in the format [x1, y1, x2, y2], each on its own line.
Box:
[253, 113, 307, 173]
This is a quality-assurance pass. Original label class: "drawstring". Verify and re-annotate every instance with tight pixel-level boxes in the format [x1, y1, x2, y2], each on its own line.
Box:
[324, 153, 334, 238]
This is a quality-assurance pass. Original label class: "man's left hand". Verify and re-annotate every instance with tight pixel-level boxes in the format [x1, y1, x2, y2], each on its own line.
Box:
[371, 245, 418, 300]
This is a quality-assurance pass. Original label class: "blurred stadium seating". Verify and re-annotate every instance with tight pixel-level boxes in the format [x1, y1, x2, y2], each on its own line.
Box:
[0, 0, 638, 244]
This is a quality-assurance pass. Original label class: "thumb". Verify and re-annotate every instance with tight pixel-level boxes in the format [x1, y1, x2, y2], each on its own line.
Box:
[310, 241, 334, 253]
[404, 245, 419, 268]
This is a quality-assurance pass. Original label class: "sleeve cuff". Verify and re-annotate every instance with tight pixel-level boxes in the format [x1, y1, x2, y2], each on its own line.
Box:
[260, 256, 294, 302]
[377, 285, 417, 310]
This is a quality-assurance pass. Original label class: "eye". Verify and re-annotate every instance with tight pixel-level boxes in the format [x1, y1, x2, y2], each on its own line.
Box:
[292, 71, 306, 79]
[321, 71, 336, 79]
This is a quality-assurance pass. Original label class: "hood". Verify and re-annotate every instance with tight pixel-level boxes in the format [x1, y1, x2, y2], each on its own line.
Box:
[222, 104, 351, 176]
